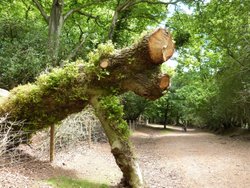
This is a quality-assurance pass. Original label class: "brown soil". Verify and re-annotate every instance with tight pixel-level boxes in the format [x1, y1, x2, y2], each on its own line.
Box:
[0, 124, 250, 188]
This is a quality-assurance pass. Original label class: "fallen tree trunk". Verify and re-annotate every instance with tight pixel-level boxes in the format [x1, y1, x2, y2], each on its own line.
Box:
[0, 28, 174, 187]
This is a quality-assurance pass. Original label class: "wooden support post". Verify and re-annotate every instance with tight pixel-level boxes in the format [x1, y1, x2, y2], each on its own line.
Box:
[88, 121, 92, 148]
[50, 124, 55, 162]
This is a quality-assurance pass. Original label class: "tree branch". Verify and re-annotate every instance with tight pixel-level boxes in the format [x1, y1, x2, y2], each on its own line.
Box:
[64, 0, 109, 21]
[108, 0, 134, 40]
[140, 0, 181, 5]
[107, 0, 181, 40]
[212, 35, 244, 67]
[131, 13, 160, 22]
[108, 10, 119, 40]
[130, 0, 181, 7]
[118, 0, 134, 11]
[65, 37, 86, 62]
[32, 0, 49, 24]
[77, 11, 100, 23]
[21, 0, 32, 20]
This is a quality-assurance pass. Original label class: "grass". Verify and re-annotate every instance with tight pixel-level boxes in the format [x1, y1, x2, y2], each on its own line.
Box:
[47, 176, 109, 188]
[160, 129, 171, 134]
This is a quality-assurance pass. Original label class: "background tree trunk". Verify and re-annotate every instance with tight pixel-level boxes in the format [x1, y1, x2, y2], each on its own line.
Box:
[48, 0, 64, 66]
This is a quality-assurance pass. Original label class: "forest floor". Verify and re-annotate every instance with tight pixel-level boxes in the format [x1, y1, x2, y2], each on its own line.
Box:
[0, 124, 250, 188]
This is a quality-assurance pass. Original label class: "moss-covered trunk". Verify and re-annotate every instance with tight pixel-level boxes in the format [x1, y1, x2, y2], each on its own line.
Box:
[0, 28, 173, 130]
[0, 28, 174, 188]
[90, 95, 143, 187]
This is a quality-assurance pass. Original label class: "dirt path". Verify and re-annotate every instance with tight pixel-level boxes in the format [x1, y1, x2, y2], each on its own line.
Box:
[133, 124, 250, 188]
[1, 124, 250, 188]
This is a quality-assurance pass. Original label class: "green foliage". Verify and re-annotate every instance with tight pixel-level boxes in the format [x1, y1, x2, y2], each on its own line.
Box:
[122, 92, 149, 121]
[0, 1, 50, 89]
[37, 62, 80, 90]
[143, 92, 171, 124]
[47, 176, 108, 188]
[174, 30, 191, 49]
[0, 18, 48, 89]
[163, 0, 250, 130]
[100, 96, 130, 138]
[112, 2, 167, 47]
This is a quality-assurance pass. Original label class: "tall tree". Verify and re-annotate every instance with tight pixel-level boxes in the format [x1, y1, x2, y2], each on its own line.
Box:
[32, 0, 108, 65]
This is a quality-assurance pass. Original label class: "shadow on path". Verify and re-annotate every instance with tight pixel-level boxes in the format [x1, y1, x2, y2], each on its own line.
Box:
[0, 154, 80, 187]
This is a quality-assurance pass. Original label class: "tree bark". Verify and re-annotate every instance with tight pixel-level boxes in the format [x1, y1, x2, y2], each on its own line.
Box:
[0, 28, 174, 188]
[108, 9, 119, 41]
[48, 0, 64, 66]
[32, 0, 64, 66]
[90, 95, 144, 187]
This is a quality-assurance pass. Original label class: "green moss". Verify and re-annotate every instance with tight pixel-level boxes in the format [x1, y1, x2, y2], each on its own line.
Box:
[36, 62, 80, 90]
[10, 83, 42, 104]
[99, 96, 130, 139]
[161, 129, 171, 134]
[128, 57, 135, 65]
[117, 73, 126, 80]
[70, 87, 88, 100]
[0, 61, 89, 131]
[85, 41, 115, 80]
